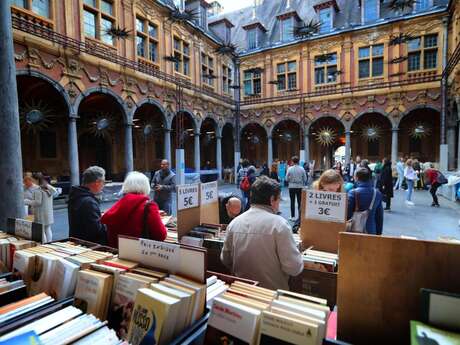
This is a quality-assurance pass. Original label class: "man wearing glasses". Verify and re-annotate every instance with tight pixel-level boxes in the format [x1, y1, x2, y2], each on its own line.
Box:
[68, 166, 108, 244]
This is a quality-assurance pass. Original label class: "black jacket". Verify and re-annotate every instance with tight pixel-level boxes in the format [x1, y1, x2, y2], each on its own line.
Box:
[68, 186, 107, 245]
[218, 194, 243, 224]
[378, 163, 394, 199]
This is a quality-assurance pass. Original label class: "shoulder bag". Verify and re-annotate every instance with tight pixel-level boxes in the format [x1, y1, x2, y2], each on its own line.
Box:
[346, 189, 377, 233]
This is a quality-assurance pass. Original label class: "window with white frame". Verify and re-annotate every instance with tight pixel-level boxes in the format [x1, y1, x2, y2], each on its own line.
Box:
[174, 37, 190, 76]
[281, 17, 294, 42]
[277, 61, 297, 91]
[222, 65, 232, 93]
[362, 0, 379, 23]
[319, 7, 332, 33]
[136, 17, 158, 63]
[83, 0, 115, 45]
[13, 0, 51, 18]
[201, 53, 215, 86]
[407, 34, 438, 71]
[314, 53, 337, 84]
[244, 70, 261, 96]
[248, 29, 257, 50]
[358, 44, 384, 78]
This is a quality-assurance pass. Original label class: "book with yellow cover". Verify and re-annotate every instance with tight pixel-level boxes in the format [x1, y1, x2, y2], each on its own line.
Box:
[127, 288, 181, 345]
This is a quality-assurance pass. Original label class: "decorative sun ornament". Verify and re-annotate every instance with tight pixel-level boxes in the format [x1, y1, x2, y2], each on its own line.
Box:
[315, 127, 337, 146]
[20, 100, 55, 134]
[281, 132, 293, 142]
[143, 124, 153, 136]
[88, 114, 116, 138]
[251, 135, 260, 145]
[410, 123, 431, 139]
[361, 125, 381, 141]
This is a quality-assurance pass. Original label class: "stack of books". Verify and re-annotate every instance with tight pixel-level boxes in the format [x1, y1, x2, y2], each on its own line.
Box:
[302, 249, 338, 273]
[0, 231, 36, 271]
[206, 275, 229, 307]
[0, 292, 54, 325]
[205, 281, 330, 345]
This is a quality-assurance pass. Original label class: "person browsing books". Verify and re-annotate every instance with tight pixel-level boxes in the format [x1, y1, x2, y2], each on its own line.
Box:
[220, 176, 303, 290]
[218, 193, 243, 225]
[102, 171, 167, 248]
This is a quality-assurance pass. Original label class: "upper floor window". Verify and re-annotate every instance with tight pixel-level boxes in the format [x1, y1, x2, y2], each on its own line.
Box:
[201, 53, 215, 86]
[319, 7, 332, 33]
[222, 65, 232, 93]
[277, 61, 297, 91]
[13, 0, 51, 18]
[200, 7, 207, 28]
[362, 0, 378, 23]
[314, 53, 337, 84]
[281, 18, 294, 42]
[136, 17, 158, 63]
[407, 34, 438, 71]
[359, 44, 384, 78]
[83, 0, 115, 45]
[244, 70, 262, 96]
[248, 29, 257, 50]
[414, 0, 431, 12]
[173, 37, 190, 76]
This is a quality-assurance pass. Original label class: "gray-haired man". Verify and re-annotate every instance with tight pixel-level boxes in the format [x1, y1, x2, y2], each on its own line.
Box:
[68, 166, 107, 244]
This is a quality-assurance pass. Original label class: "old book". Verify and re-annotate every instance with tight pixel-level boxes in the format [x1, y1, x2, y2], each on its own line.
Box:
[277, 296, 330, 319]
[29, 253, 59, 296]
[257, 310, 319, 345]
[65, 255, 96, 270]
[90, 263, 126, 298]
[232, 282, 277, 298]
[12, 250, 36, 288]
[277, 290, 328, 306]
[49, 258, 79, 300]
[222, 292, 270, 311]
[127, 288, 181, 345]
[271, 299, 326, 323]
[166, 275, 206, 323]
[109, 273, 151, 339]
[159, 281, 197, 325]
[103, 258, 139, 270]
[8, 240, 35, 271]
[124, 272, 158, 284]
[74, 269, 113, 320]
[227, 287, 273, 304]
[205, 297, 261, 345]
[131, 267, 168, 280]
[207, 284, 229, 308]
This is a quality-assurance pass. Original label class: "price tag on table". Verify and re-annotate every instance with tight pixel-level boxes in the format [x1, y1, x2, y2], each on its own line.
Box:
[200, 181, 218, 205]
[15, 219, 33, 239]
[139, 238, 180, 272]
[305, 190, 347, 223]
[177, 184, 199, 210]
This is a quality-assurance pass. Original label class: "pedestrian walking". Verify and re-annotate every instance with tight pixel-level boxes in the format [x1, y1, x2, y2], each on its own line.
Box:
[24, 173, 57, 242]
[394, 157, 405, 190]
[270, 163, 279, 182]
[424, 163, 442, 207]
[237, 159, 250, 208]
[286, 156, 307, 220]
[378, 159, 394, 211]
[279, 161, 287, 187]
[404, 159, 417, 206]
[243, 166, 257, 211]
[374, 160, 383, 187]
[151, 159, 176, 215]
[413, 158, 424, 190]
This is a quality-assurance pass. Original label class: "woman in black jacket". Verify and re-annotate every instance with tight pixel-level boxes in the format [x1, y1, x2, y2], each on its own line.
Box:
[379, 159, 394, 211]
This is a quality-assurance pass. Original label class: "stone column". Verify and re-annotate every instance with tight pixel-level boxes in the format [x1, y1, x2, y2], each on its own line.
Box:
[124, 124, 134, 173]
[68, 117, 80, 186]
[267, 136, 273, 168]
[447, 126, 456, 171]
[194, 131, 200, 172]
[0, 1, 25, 227]
[345, 131, 351, 164]
[216, 135, 222, 180]
[304, 132, 310, 163]
[391, 128, 399, 165]
[164, 128, 171, 163]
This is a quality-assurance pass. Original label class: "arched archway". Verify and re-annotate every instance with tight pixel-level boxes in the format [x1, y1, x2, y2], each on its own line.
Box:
[132, 102, 166, 172]
[351, 112, 392, 162]
[17, 75, 70, 178]
[309, 116, 345, 171]
[222, 123, 235, 169]
[398, 107, 440, 162]
[77, 92, 127, 180]
[171, 111, 196, 171]
[272, 120, 301, 162]
[241, 123, 268, 167]
[200, 118, 218, 169]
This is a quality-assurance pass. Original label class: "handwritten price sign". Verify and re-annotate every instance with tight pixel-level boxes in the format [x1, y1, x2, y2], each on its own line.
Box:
[177, 184, 199, 210]
[200, 181, 218, 205]
[305, 190, 347, 223]
[139, 239, 180, 272]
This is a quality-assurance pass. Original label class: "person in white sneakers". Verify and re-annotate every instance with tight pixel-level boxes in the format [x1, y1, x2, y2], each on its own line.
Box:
[404, 159, 417, 206]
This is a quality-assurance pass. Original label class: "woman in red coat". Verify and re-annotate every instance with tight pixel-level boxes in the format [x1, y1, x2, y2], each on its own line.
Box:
[102, 171, 167, 248]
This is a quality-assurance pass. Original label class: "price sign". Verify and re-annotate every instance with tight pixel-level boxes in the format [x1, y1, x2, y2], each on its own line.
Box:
[200, 181, 218, 205]
[139, 239, 180, 272]
[177, 184, 199, 210]
[15, 219, 33, 239]
[305, 190, 347, 223]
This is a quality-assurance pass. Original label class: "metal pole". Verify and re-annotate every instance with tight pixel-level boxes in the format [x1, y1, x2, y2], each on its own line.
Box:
[0, 1, 25, 227]
[68, 117, 80, 186]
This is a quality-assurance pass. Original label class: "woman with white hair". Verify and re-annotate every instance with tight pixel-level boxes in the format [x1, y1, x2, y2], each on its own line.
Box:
[101, 171, 167, 248]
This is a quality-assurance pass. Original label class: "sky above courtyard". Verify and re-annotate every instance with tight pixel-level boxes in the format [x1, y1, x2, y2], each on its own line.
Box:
[219, 0, 250, 13]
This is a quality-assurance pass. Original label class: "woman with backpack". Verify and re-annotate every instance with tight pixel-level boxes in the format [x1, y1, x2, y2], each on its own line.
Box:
[241, 167, 257, 211]
[102, 171, 167, 248]
[24, 172, 57, 242]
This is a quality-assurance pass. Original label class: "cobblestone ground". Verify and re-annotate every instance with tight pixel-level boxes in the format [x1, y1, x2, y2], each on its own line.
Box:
[51, 183, 460, 242]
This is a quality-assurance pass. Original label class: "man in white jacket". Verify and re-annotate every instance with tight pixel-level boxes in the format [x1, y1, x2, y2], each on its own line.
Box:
[286, 156, 307, 220]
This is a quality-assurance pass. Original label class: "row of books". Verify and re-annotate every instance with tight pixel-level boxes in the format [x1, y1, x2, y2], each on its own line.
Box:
[0, 295, 125, 344]
[302, 248, 339, 273]
[0, 232, 36, 271]
[204, 280, 331, 345]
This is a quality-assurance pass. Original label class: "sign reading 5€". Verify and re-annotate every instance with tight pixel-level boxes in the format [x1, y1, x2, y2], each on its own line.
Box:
[177, 184, 199, 210]
[200, 181, 218, 205]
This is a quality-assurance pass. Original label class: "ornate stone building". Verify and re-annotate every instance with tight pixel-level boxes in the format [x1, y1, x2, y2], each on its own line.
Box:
[10, 0, 460, 183]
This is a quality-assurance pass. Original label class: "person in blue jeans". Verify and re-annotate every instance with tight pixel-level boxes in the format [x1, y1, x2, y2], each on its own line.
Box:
[404, 159, 417, 206]
[347, 167, 384, 235]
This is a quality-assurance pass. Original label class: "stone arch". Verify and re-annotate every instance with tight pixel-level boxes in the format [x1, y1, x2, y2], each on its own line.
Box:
[241, 123, 268, 166]
[397, 105, 441, 127]
[351, 109, 395, 129]
[131, 97, 167, 126]
[74, 86, 129, 124]
[306, 113, 346, 132]
[271, 119, 302, 162]
[268, 117, 301, 137]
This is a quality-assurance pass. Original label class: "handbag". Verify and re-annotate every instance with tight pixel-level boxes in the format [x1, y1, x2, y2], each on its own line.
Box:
[141, 201, 154, 239]
[346, 189, 377, 233]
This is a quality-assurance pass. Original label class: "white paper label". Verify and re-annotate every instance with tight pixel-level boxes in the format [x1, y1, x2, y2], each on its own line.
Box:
[177, 184, 199, 210]
[180, 236, 204, 247]
[200, 181, 218, 205]
[139, 239, 180, 272]
[15, 219, 33, 239]
[305, 190, 347, 223]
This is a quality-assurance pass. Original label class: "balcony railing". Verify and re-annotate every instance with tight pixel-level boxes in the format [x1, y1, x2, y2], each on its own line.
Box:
[11, 14, 234, 105]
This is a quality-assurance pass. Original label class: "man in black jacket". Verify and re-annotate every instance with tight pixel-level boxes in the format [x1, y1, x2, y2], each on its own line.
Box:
[218, 193, 243, 225]
[68, 166, 107, 244]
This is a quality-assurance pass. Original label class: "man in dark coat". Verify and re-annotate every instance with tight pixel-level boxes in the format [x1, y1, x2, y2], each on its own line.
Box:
[68, 166, 107, 244]
[151, 159, 176, 215]
[218, 193, 243, 224]
[378, 159, 394, 211]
